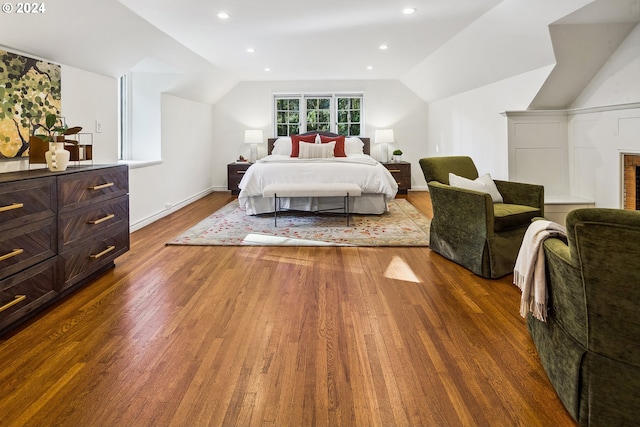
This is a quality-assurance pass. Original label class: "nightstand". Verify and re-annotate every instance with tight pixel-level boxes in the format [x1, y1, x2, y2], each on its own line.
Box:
[227, 162, 252, 195]
[382, 161, 411, 194]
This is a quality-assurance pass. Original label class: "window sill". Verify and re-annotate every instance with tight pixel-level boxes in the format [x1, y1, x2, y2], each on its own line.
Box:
[118, 159, 163, 169]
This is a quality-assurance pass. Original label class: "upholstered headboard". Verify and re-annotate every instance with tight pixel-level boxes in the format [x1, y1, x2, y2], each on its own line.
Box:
[267, 131, 370, 155]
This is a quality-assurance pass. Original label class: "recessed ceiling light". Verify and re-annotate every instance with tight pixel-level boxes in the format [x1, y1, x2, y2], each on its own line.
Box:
[217, 11, 229, 19]
[379, 44, 388, 50]
[367, 66, 373, 70]
[402, 7, 417, 14]
[247, 48, 255, 53]
[264, 67, 271, 72]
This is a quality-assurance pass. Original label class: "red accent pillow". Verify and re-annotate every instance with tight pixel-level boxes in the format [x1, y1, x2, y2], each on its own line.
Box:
[291, 134, 317, 157]
[320, 135, 346, 157]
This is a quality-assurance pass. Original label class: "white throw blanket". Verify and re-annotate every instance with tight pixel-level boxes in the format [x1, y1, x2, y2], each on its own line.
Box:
[513, 220, 567, 322]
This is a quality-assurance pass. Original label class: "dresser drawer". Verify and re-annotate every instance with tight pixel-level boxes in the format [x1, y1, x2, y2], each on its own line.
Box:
[0, 176, 56, 231]
[58, 195, 129, 252]
[0, 257, 59, 332]
[57, 165, 128, 212]
[0, 218, 57, 281]
[59, 226, 130, 291]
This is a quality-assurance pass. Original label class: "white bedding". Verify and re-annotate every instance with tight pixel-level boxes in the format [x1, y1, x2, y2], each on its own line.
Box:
[237, 154, 398, 215]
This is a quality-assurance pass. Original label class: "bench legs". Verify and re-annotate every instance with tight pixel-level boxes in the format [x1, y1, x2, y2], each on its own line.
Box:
[272, 193, 352, 227]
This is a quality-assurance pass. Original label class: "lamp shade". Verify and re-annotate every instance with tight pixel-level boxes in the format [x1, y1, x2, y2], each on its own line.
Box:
[244, 129, 263, 144]
[375, 129, 395, 144]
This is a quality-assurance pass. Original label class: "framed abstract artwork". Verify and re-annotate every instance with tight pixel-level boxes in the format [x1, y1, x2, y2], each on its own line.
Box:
[0, 49, 61, 161]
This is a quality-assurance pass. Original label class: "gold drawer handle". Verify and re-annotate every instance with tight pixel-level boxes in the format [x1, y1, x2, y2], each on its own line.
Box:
[0, 202, 24, 212]
[0, 248, 24, 262]
[88, 214, 115, 225]
[89, 182, 114, 191]
[0, 295, 26, 313]
[388, 169, 401, 173]
[89, 245, 115, 259]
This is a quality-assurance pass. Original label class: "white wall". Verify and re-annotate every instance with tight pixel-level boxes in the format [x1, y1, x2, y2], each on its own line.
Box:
[425, 66, 553, 180]
[506, 24, 640, 208]
[129, 94, 215, 230]
[572, 23, 640, 109]
[211, 80, 429, 189]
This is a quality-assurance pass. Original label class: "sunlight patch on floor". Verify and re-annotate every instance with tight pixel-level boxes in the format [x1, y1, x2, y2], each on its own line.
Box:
[242, 233, 336, 246]
[384, 256, 422, 283]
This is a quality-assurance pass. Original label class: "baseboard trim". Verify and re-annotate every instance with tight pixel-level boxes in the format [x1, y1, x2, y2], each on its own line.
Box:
[130, 187, 216, 232]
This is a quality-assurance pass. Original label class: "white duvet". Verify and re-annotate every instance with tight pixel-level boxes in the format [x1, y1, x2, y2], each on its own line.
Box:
[238, 154, 398, 208]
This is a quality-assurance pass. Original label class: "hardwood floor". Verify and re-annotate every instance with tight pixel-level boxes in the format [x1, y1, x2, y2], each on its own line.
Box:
[0, 192, 576, 427]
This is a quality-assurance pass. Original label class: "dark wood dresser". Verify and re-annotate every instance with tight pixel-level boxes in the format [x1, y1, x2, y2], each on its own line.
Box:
[382, 161, 411, 194]
[227, 162, 252, 195]
[0, 164, 129, 335]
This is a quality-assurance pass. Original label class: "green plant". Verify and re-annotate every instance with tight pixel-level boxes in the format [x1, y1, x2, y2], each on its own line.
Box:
[393, 149, 403, 155]
[34, 113, 82, 144]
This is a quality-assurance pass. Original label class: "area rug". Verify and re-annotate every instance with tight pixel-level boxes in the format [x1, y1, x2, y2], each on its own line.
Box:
[167, 199, 430, 247]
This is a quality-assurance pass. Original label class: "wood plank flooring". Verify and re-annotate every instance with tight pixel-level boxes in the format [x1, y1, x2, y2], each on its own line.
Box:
[0, 191, 576, 426]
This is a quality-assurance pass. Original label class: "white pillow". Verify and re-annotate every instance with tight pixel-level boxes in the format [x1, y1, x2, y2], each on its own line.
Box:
[272, 137, 292, 155]
[448, 173, 504, 203]
[345, 137, 365, 155]
[298, 141, 335, 159]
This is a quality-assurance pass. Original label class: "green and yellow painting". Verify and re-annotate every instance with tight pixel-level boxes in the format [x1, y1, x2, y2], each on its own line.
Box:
[0, 49, 61, 160]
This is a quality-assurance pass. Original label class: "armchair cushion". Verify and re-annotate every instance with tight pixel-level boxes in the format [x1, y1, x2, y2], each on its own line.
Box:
[494, 203, 540, 231]
[449, 173, 504, 203]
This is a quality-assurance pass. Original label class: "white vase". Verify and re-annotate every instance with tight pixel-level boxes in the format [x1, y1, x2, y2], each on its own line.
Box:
[45, 142, 70, 172]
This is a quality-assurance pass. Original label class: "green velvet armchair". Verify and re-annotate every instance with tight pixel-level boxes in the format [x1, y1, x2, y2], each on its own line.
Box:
[419, 156, 544, 278]
[528, 208, 640, 426]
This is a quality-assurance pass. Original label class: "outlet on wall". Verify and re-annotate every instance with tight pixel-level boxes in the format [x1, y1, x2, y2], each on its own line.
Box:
[95, 120, 103, 133]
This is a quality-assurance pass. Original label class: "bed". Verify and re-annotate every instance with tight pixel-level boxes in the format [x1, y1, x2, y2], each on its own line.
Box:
[237, 132, 398, 215]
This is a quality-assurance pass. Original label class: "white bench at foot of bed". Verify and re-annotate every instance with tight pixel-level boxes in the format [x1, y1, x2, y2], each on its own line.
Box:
[262, 183, 362, 227]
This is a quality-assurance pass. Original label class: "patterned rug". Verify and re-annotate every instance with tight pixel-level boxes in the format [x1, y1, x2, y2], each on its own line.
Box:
[167, 199, 430, 247]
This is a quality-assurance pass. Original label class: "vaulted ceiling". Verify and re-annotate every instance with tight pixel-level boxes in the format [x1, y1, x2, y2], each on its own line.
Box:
[0, 0, 638, 105]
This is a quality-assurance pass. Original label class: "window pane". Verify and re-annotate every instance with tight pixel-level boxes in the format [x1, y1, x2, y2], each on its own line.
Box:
[351, 98, 360, 109]
[338, 98, 348, 109]
[287, 112, 299, 124]
[337, 124, 348, 135]
[277, 125, 287, 136]
[306, 98, 318, 109]
[319, 98, 330, 109]
[350, 111, 360, 122]
[276, 99, 287, 110]
[290, 99, 299, 111]
[290, 124, 300, 135]
[350, 124, 360, 135]
[338, 111, 347, 122]
[277, 112, 286, 124]
[318, 110, 330, 123]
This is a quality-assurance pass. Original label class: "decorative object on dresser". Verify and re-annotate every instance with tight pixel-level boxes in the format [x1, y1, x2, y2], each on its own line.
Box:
[244, 129, 263, 163]
[228, 162, 252, 195]
[392, 149, 403, 162]
[0, 164, 130, 336]
[374, 129, 394, 162]
[30, 114, 84, 172]
[382, 161, 411, 194]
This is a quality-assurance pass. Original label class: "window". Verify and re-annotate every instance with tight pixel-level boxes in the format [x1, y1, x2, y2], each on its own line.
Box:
[337, 97, 361, 136]
[274, 93, 363, 137]
[275, 97, 300, 137]
[305, 97, 331, 132]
